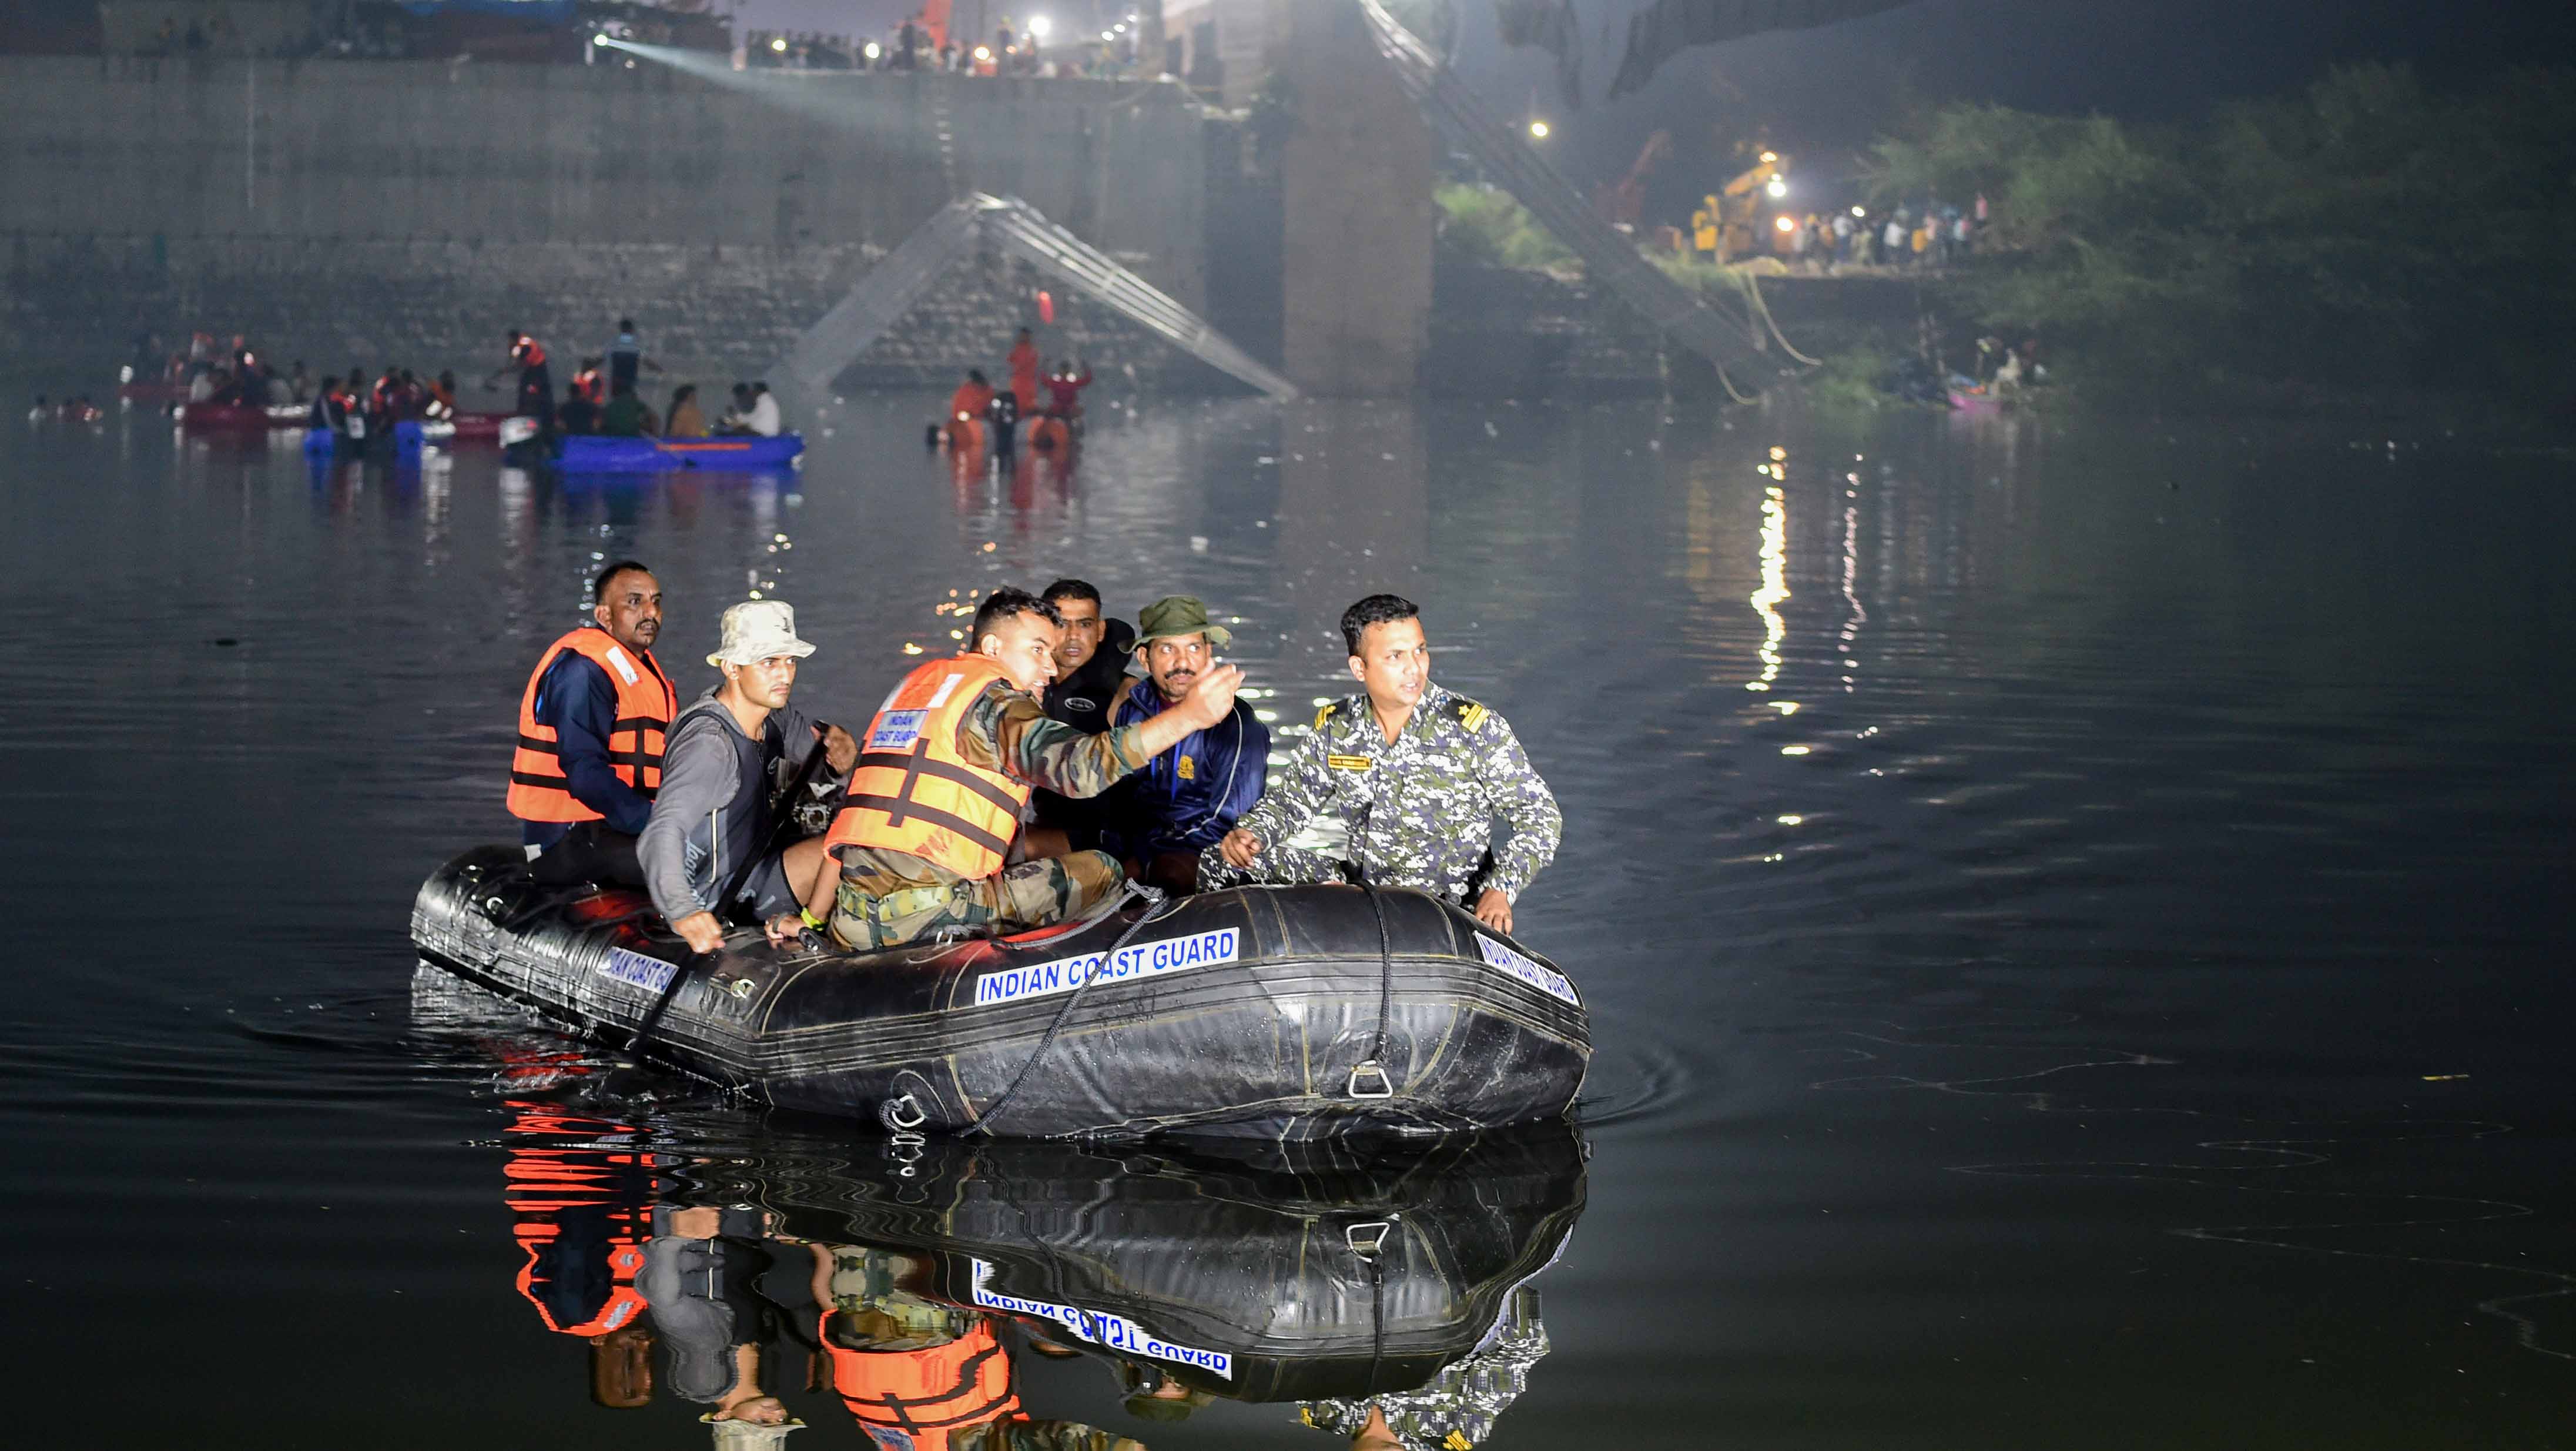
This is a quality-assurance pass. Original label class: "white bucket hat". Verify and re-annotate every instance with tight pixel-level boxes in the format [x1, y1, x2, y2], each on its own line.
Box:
[707, 599, 818, 667]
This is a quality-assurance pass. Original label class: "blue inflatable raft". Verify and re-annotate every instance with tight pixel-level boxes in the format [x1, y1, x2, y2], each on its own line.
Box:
[555, 433, 805, 472]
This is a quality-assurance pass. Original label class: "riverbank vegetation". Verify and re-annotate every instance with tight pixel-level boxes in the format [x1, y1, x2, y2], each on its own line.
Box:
[1868, 65, 2576, 414]
[1433, 183, 1578, 269]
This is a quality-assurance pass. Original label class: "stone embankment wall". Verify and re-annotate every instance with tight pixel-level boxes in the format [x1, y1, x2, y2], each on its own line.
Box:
[1, 56, 1215, 387]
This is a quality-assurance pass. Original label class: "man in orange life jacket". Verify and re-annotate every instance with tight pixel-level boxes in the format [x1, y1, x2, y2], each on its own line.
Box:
[508, 560, 675, 888]
[487, 328, 555, 429]
[501, 1102, 664, 1379]
[823, 586, 1244, 950]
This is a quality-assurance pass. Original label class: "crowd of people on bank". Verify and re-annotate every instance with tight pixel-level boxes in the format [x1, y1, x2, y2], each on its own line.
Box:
[1774, 195, 1989, 272]
[507, 564, 1560, 960]
[748, 14, 1143, 78]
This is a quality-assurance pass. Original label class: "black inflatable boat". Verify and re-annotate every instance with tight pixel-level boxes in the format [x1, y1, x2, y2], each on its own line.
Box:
[411, 847, 1590, 1139]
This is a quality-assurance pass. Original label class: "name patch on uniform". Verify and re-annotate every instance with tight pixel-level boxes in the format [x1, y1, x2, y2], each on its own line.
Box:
[1326, 754, 1374, 772]
[868, 709, 928, 751]
[970, 1261, 1234, 1379]
[598, 946, 678, 995]
[973, 928, 1241, 1007]
[1473, 932, 1579, 1007]
[602, 644, 642, 687]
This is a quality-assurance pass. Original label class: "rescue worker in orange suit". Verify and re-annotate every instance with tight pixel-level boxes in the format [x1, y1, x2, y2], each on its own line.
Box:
[485, 328, 555, 429]
[508, 559, 675, 888]
[823, 586, 1242, 950]
[500, 1101, 666, 1407]
[1006, 327, 1041, 415]
[947, 369, 996, 444]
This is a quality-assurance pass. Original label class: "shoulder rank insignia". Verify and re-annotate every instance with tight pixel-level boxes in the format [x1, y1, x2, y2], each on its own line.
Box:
[1314, 700, 1347, 730]
[1326, 754, 1374, 772]
[1448, 697, 1489, 733]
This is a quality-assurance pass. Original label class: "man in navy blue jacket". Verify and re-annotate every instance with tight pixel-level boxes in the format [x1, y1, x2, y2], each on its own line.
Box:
[1103, 596, 1268, 891]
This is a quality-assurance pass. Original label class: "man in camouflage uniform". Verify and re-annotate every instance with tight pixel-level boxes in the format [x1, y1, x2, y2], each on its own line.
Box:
[1202, 594, 1559, 934]
[829, 588, 1244, 950]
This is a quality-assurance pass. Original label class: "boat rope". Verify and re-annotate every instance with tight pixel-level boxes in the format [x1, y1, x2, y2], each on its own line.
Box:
[1348, 882, 1397, 1100]
[959, 882, 1173, 1138]
[1746, 275, 1822, 367]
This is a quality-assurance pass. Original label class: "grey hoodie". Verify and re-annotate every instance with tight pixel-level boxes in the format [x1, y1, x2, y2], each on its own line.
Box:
[638, 688, 837, 925]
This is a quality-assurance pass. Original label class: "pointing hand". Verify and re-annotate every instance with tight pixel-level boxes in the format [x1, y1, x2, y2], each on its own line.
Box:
[1174, 663, 1245, 731]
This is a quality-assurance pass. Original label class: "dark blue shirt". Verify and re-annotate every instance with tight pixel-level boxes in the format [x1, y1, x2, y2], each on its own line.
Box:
[1103, 679, 1268, 857]
[522, 647, 658, 847]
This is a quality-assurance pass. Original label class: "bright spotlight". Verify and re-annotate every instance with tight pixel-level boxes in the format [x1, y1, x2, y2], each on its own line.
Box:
[769, 36, 786, 52]
[1760, 151, 1778, 163]
[1527, 119, 1550, 139]
[863, 40, 881, 59]
[1766, 177, 1787, 198]
[1100, 29, 1114, 40]
[1851, 205, 1865, 217]
[1775, 215, 1797, 232]
[973, 44, 992, 61]
[1027, 15, 1051, 39]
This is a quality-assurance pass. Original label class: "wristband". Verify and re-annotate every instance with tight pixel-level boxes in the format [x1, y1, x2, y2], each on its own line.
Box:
[799, 907, 825, 930]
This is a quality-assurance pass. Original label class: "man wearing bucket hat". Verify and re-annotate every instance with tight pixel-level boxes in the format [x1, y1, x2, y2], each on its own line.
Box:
[1097, 596, 1268, 892]
[639, 600, 858, 955]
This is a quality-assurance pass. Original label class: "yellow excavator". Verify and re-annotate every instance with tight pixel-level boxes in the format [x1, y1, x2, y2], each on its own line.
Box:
[1690, 150, 1790, 262]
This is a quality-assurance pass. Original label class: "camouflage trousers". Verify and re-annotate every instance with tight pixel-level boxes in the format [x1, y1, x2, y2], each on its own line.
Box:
[830, 850, 1124, 951]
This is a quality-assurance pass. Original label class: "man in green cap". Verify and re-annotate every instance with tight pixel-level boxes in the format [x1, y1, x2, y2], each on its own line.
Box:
[1100, 596, 1270, 892]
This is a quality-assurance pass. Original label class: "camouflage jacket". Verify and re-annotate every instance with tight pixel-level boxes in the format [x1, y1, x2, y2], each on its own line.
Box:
[1297, 1288, 1549, 1450]
[837, 680, 1150, 895]
[1238, 682, 1560, 903]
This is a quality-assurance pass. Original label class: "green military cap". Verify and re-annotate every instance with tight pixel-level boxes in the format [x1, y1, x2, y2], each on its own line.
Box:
[1134, 596, 1232, 649]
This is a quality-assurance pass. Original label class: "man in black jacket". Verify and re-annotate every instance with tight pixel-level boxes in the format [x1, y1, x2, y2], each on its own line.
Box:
[1030, 578, 1136, 851]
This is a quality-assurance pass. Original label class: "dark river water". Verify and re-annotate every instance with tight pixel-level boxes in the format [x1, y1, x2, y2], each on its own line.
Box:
[2, 393, 2570, 1446]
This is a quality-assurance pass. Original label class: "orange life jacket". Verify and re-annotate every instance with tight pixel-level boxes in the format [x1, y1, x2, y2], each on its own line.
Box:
[503, 1104, 658, 1338]
[513, 336, 548, 369]
[823, 1318, 1022, 1451]
[824, 656, 1029, 878]
[506, 627, 675, 823]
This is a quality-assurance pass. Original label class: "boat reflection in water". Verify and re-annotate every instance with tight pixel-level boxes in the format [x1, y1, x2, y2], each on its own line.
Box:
[437, 979, 1585, 1449]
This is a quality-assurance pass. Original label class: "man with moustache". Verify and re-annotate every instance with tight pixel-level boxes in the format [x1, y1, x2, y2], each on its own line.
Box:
[823, 587, 1244, 949]
[507, 560, 677, 888]
[1203, 594, 1559, 934]
[638, 601, 859, 955]
[1100, 596, 1268, 892]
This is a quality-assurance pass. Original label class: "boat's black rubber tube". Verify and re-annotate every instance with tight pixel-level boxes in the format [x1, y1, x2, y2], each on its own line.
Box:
[1361, 884, 1394, 1068]
[960, 885, 1168, 1137]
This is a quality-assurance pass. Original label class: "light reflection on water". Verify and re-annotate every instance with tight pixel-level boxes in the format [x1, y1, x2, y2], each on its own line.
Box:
[0, 393, 2572, 1445]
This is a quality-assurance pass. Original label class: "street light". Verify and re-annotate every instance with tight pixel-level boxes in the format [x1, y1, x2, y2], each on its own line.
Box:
[1527, 119, 1551, 139]
[770, 36, 786, 52]
[863, 40, 881, 60]
[1027, 15, 1051, 39]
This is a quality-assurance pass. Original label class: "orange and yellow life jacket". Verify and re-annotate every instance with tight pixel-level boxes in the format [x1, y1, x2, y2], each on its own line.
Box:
[503, 1104, 658, 1338]
[506, 627, 675, 823]
[823, 1318, 1023, 1451]
[824, 656, 1030, 878]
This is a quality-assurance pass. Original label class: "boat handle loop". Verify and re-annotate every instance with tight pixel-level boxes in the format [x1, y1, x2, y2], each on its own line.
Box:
[1344, 1219, 1395, 1259]
[1346, 1059, 1394, 1100]
[880, 1094, 929, 1131]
